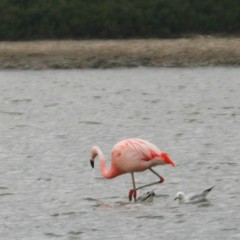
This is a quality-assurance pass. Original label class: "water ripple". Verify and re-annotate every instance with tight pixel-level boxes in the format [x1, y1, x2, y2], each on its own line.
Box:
[44, 233, 64, 238]
[51, 211, 86, 217]
[0, 193, 14, 197]
[78, 121, 102, 125]
[1, 68, 240, 240]
[44, 103, 59, 108]
[68, 230, 84, 235]
[11, 99, 32, 103]
[0, 111, 24, 116]
[136, 215, 165, 220]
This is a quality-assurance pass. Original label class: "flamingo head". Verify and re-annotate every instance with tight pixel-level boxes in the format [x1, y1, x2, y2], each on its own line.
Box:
[90, 159, 94, 168]
[161, 152, 175, 167]
[90, 146, 98, 168]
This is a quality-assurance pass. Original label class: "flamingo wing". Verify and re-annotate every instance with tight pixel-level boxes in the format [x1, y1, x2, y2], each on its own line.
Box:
[125, 138, 162, 160]
[111, 138, 163, 172]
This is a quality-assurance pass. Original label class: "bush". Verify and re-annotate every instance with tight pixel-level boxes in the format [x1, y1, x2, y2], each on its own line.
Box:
[0, 0, 239, 40]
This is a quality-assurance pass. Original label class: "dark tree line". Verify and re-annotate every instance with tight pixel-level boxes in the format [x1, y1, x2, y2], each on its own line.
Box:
[0, 0, 239, 40]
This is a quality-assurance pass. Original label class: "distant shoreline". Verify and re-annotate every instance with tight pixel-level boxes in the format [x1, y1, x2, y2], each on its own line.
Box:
[0, 36, 240, 69]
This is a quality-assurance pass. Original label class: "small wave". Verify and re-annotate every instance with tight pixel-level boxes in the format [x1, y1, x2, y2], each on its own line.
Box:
[0, 111, 24, 116]
[175, 133, 184, 137]
[198, 201, 213, 208]
[221, 227, 238, 231]
[44, 232, 64, 238]
[68, 230, 83, 235]
[11, 99, 32, 103]
[43, 103, 59, 108]
[137, 215, 164, 220]
[51, 211, 85, 217]
[78, 121, 101, 125]
[61, 211, 76, 216]
[185, 118, 197, 123]
[93, 95, 102, 99]
[15, 124, 30, 128]
[37, 177, 52, 182]
[83, 197, 98, 201]
[188, 111, 200, 115]
[223, 106, 235, 110]
[150, 99, 160, 103]
[178, 85, 186, 89]
[56, 134, 67, 139]
[0, 193, 14, 197]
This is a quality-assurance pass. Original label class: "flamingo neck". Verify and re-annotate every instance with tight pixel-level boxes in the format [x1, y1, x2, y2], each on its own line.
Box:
[91, 146, 120, 179]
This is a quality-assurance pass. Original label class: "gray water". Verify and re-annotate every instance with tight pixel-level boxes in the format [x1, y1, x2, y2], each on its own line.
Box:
[0, 67, 239, 240]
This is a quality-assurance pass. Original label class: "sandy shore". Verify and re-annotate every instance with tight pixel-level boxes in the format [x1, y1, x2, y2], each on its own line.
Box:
[0, 36, 240, 69]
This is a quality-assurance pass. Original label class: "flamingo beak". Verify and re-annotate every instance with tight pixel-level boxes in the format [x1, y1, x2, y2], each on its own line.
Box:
[161, 152, 175, 167]
[90, 159, 94, 168]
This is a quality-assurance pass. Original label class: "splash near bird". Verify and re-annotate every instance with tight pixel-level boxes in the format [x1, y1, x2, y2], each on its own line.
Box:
[90, 138, 175, 201]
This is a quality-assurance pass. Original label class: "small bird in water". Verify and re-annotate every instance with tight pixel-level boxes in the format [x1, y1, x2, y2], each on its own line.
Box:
[136, 189, 156, 202]
[174, 186, 214, 204]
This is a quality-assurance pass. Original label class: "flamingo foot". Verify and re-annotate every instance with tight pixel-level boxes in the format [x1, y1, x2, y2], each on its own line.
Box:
[129, 189, 137, 201]
[159, 176, 164, 183]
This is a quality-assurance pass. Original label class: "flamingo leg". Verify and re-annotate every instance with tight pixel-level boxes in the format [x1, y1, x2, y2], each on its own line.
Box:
[134, 168, 164, 191]
[149, 168, 164, 183]
[129, 172, 137, 202]
[129, 168, 164, 201]
[135, 181, 161, 191]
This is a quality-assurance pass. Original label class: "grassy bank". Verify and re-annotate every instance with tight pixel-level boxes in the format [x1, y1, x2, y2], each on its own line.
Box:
[0, 36, 240, 69]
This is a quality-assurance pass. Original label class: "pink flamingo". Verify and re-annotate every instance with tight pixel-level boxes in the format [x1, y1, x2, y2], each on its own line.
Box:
[90, 138, 175, 201]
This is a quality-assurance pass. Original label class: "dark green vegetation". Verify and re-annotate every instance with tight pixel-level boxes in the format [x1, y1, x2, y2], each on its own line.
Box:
[0, 0, 239, 40]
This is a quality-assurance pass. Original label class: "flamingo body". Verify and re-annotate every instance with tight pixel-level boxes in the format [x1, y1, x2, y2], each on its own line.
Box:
[111, 138, 173, 173]
[90, 138, 175, 200]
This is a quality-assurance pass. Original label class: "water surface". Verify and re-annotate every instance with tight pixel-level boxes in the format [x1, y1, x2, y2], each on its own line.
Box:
[0, 68, 239, 239]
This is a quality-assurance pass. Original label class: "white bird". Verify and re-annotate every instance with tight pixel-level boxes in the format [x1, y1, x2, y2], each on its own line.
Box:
[174, 186, 214, 204]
